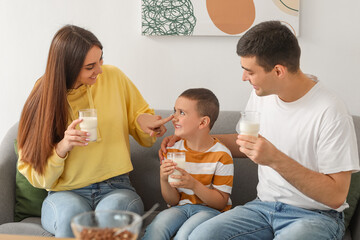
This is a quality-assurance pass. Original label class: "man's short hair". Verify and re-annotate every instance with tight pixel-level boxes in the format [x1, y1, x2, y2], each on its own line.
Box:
[237, 21, 301, 73]
[179, 88, 219, 130]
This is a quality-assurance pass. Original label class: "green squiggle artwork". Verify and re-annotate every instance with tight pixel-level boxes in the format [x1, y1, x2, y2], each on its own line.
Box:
[142, 0, 197, 36]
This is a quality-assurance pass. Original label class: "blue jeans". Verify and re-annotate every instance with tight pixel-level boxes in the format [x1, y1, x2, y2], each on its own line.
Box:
[41, 174, 144, 238]
[189, 199, 345, 240]
[142, 204, 220, 240]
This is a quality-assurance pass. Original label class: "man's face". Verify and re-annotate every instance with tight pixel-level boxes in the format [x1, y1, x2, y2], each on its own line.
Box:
[241, 56, 277, 96]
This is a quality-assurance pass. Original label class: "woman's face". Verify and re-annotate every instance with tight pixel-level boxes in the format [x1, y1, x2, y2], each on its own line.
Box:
[74, 45, 103, 89]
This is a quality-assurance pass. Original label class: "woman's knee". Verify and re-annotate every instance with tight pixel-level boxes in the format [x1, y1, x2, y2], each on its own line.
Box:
[41, 192, 91, 237]
[48, 192, 90, 212]
[97, 189, 144, 214]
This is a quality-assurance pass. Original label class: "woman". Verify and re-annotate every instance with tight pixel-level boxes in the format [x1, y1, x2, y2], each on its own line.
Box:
[17, 25, 172, 237]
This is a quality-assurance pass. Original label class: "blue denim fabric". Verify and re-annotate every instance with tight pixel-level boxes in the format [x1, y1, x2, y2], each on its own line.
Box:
[41, 174, 144, 237]
[189, 199, 345, 240]
[142, 204, 220, 240]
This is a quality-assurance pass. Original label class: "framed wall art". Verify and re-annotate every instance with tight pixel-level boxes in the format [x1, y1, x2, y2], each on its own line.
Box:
[141, 0, 299, 36]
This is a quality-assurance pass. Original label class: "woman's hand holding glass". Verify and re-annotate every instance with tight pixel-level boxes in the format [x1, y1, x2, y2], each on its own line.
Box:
[55, 119, 90, 158]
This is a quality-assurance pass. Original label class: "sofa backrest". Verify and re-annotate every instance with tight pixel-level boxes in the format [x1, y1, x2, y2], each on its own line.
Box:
[0, 122, 18, 224]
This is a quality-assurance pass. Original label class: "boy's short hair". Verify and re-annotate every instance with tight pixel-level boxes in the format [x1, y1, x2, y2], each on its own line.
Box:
[179, 88, 219, 130]
[236, 21, 301, 73]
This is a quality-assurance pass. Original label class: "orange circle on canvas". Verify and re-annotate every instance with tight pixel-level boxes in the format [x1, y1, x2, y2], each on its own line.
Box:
[206, 0, 256, 35]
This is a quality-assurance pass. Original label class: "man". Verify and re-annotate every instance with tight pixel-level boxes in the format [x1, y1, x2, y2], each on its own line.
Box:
[161, 21, 359, 239]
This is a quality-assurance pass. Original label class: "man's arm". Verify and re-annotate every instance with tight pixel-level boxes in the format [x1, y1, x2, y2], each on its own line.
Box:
[237, 134, 351, 209]
[159, 133, 247, 160]
[273, 150, 351, 209]
[213, 134, 247, 158]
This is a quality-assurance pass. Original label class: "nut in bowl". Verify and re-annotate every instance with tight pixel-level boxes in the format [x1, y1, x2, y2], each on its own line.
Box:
[71, 210, 142, 240]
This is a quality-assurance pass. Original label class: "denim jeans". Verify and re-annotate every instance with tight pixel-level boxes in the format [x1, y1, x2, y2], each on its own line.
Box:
[41, 174, 144, 237]
[189, 199, 345, 240]
[142, 204, 220, 240]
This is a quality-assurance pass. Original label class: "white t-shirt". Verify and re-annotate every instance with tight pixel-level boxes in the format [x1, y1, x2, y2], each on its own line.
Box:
[237, 76, 359, 211]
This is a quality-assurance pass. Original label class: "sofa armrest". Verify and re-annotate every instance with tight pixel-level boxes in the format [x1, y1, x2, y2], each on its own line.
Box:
[0, 122, 18, 225]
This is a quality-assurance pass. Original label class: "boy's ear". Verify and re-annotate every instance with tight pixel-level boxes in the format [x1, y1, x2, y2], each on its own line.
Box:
[199, 116, 211, 129]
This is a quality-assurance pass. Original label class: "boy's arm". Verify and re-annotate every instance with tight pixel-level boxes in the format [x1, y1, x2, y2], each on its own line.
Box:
[160, 179, 180, 206]
[192, 180, 230, 210]
[171, 168, 229, 210]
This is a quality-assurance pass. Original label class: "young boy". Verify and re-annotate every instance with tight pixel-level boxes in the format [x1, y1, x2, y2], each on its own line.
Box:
[142, 88, 234, 240]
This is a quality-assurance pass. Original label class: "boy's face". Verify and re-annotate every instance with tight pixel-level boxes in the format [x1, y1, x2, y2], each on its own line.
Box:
[172, 96, 203, 139]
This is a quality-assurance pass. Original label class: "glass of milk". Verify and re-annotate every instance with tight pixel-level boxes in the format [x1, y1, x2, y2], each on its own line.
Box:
[79, 109, 98, 142]
[239, 111, 260, 137]
[167, 152, 186, 183]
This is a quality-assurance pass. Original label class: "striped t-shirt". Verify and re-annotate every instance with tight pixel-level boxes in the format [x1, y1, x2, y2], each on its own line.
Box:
[167, 138, 234, 211]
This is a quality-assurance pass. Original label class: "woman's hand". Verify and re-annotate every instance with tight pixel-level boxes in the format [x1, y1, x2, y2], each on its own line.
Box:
[55, 119, 89, 158]
[137, 113, 174, 137]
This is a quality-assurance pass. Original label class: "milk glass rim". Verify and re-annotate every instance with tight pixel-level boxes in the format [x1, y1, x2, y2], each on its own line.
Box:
[71, 210, 141, 230]
[167, 152, 185, 156]
[240, 111, 260, 125]
[166, 152, 186, 159]
[78, 109, 97, 117]
[79, 108, 97, 113]
[240, 111, 260, 116]
[71, 209, 141, 221]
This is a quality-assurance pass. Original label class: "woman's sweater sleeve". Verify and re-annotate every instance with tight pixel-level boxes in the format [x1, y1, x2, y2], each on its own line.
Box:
[17, 148, 67, 189]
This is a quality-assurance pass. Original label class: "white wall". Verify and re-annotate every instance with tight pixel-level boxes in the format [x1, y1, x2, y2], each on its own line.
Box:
[1, 0, 360, 142]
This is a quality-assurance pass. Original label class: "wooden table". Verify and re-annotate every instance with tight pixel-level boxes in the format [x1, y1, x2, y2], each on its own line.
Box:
[0, 234, 74, 240]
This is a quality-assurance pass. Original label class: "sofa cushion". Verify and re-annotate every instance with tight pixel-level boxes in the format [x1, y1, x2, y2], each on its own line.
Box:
[344, 171, 360, 229]
[14, 141, 48, 222]
[0, 219, 52, 236]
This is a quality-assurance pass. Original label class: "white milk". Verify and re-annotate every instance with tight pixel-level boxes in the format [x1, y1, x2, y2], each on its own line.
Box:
[79, 117, 97, 142]
[240, 121, 260, 137]
[168, 153, 186, 183]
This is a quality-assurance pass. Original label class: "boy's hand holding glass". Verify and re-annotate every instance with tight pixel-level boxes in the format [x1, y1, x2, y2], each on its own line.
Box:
[168, 167, 197, 190]
[167, 152, 186, 183]
[160, 159, 177, 182]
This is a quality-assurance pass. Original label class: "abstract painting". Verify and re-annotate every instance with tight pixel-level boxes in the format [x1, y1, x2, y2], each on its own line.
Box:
[141, 0, 299, 36]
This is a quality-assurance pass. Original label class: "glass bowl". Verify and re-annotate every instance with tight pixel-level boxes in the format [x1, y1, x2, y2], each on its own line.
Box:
[71, 210, 142, 240]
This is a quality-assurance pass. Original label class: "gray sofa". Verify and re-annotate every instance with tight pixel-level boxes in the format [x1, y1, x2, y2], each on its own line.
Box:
[1, 110, 359, 239]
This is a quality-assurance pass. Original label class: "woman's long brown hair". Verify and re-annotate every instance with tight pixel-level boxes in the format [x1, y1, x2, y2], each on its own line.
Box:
[17, 25, 102, 175]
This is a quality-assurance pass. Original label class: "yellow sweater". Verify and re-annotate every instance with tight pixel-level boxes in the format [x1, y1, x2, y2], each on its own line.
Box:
[18, 65, 156, 191]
